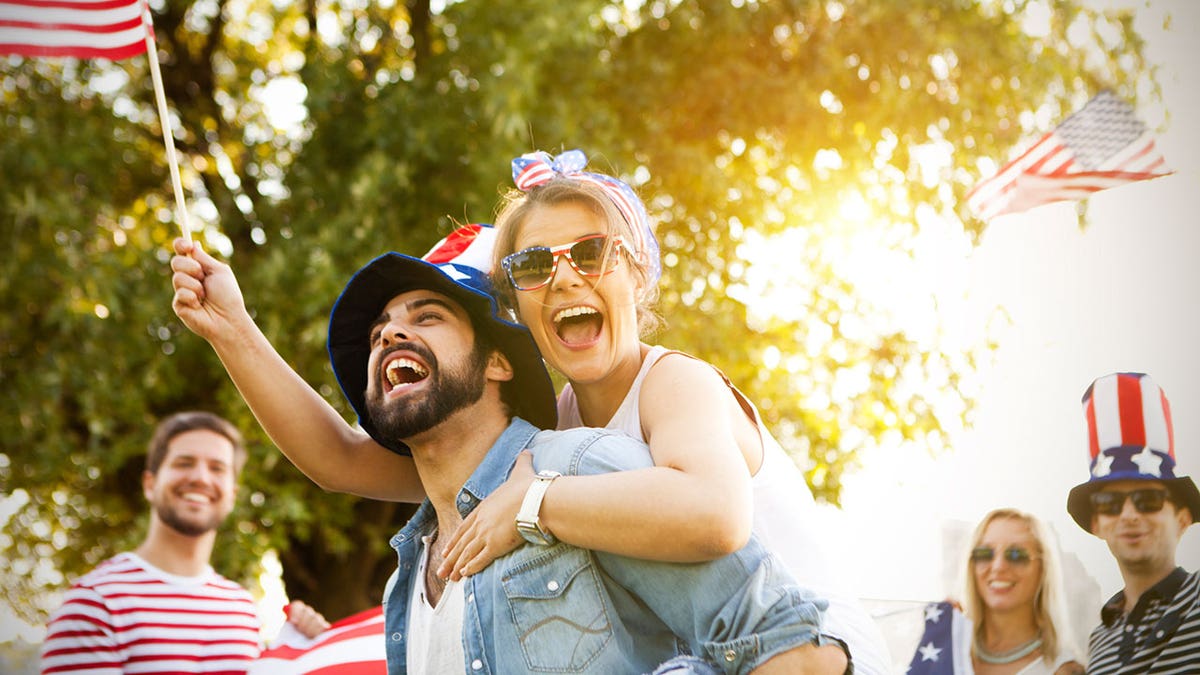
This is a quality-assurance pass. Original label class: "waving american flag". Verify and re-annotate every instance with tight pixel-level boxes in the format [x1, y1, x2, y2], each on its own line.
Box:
[967, 91, 1171, 221]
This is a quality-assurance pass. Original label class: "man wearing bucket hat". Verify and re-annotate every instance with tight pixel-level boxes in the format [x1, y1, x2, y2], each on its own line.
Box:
[1066, 372, 1200, 674]
[171, 224, 846, 675]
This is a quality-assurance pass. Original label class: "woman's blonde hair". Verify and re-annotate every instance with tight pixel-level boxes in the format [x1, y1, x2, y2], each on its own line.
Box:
[961, 508, 1076, 665]
[491, 178, 663, 336]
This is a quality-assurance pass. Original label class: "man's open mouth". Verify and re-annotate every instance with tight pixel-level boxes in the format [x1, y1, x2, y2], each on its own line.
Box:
[385, 357, 429, 391]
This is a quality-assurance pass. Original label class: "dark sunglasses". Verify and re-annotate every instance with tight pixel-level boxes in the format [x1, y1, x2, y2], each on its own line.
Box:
[1089, 488, 1172, 516]
[501, 234, 626, 291]
[970, 545, 1037, 565]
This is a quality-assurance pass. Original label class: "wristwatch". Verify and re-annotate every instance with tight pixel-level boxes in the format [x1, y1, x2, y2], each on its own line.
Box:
[515, 470, 562, 545]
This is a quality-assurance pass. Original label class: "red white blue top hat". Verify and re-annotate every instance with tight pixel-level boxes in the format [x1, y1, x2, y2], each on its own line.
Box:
[1067, 372, 1199, 531]
[327, 224, 557, 455]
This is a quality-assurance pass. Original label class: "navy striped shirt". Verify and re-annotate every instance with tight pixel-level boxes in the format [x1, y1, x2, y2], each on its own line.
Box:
[1086, 567, 1200, 674]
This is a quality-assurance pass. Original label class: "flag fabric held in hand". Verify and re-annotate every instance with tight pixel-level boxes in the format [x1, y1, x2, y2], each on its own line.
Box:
[906, 601, 972, 675]
[249, 605, 387, 675]
[967, 91, 1171, 221]
[0, 0, 148, 60]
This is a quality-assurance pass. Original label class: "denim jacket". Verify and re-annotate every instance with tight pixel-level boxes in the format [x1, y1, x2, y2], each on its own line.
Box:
[382, 418, 827, 674]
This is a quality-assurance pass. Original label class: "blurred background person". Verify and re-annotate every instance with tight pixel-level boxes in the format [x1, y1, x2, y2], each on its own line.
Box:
[1065, 371, 1199, 674]
[38, 411, 328, 675]
[960, 508, 1083, 675]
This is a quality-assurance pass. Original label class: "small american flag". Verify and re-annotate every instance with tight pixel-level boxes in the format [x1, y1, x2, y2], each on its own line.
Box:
[967, 91, 1171, 221]
[906, 601, 972, 674]
[251, 605, 387, 675]
[0, 0, 148, 60]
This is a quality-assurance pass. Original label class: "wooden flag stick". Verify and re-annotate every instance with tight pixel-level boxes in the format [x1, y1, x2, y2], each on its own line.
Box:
[141, 8, 192, 242]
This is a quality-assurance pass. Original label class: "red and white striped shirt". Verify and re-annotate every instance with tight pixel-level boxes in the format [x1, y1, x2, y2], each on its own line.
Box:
[40, 552, 261, 675]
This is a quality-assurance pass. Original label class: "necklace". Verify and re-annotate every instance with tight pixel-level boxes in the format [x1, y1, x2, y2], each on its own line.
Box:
[424, 529, 447, 601]
[974, 634, 1043, 664]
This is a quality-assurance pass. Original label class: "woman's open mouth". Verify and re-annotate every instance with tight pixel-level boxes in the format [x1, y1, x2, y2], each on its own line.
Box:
[553, 305, 603, 346]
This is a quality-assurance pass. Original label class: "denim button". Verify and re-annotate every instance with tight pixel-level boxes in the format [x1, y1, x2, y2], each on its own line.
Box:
[724, 648, 736, 662]
[460, 493, 472, 502]
[391, 632, 402, 641]
[471, 658, 483, 670]
[468, 593, 475, 603]
[547, 580, 559, 592]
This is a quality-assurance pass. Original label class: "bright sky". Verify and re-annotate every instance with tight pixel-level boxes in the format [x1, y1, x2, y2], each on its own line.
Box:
[808, 0, 1200, 645]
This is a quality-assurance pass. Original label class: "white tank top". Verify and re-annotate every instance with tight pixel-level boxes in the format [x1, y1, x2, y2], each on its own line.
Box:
[557, 345, 893, 674]
[406, 533, 466, 673]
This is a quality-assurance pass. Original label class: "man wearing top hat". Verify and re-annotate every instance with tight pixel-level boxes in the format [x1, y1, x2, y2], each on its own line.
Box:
[1066, 372, 1200, 674]
[170, 224, 847, 675]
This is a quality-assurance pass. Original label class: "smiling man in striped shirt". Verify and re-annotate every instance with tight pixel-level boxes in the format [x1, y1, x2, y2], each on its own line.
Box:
[1066, 373, 1200, 674]
[39, 411, 328, 675]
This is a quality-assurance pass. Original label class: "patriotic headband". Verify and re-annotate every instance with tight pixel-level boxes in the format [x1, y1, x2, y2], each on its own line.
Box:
[511, 149, 661, 283]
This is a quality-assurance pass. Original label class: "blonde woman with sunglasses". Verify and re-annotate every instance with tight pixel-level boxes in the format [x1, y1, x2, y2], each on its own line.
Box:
[432, 150, 892, 674]
[960, 508, 1083, 675]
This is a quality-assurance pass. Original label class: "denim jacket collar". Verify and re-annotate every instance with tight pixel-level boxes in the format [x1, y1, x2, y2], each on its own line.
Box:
[391, 416, 541, 548]
[457, 417, 540, 516]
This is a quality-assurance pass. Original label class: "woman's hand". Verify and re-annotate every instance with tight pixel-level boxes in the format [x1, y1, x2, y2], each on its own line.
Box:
[438, 451, 537, 580]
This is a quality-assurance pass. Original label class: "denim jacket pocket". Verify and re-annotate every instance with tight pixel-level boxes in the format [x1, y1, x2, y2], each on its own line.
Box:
[502, 545, 613, 672]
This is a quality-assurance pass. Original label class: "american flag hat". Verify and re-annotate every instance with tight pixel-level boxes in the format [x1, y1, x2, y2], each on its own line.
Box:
[327, 224, 557, 455]
[1067, 372, 1199, 531]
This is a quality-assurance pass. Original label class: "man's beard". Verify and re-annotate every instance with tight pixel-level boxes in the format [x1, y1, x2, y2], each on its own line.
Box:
[154, 500, 226, 537]
[366, 341, 488, 444]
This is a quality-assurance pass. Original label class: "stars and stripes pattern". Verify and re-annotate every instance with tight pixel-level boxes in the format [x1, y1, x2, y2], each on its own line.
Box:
[250, 605, 387, 675]
[1082, 372, 1176, 480]
[0, 0, 149, 60]
[967, 91, 1171, 220]
[511, 149, 662, 283]
[906, 601, 971, 674]
[421, 222, 497, 285]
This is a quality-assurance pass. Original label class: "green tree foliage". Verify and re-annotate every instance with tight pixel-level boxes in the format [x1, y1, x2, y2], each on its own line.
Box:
[0, 0, 1155, 623]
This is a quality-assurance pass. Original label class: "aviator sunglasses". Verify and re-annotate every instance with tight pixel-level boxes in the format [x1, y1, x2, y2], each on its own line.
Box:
[501, 234, 626, 291]
[1089, 488, 1172, 516]
[970, 545, 1038, 565]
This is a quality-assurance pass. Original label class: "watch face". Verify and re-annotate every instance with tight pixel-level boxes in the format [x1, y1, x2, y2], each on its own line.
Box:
[517, 520, 555, 546]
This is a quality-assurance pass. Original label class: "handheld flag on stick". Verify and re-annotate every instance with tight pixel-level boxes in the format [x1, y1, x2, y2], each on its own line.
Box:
[0, 0, 193, 240]
[906, 601, 972, 675]
[967, 91, 1171, 221]
[250, 605, 387, 675]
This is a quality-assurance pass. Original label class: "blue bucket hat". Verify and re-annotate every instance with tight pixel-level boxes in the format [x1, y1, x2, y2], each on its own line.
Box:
[327, 224, 557, 455]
